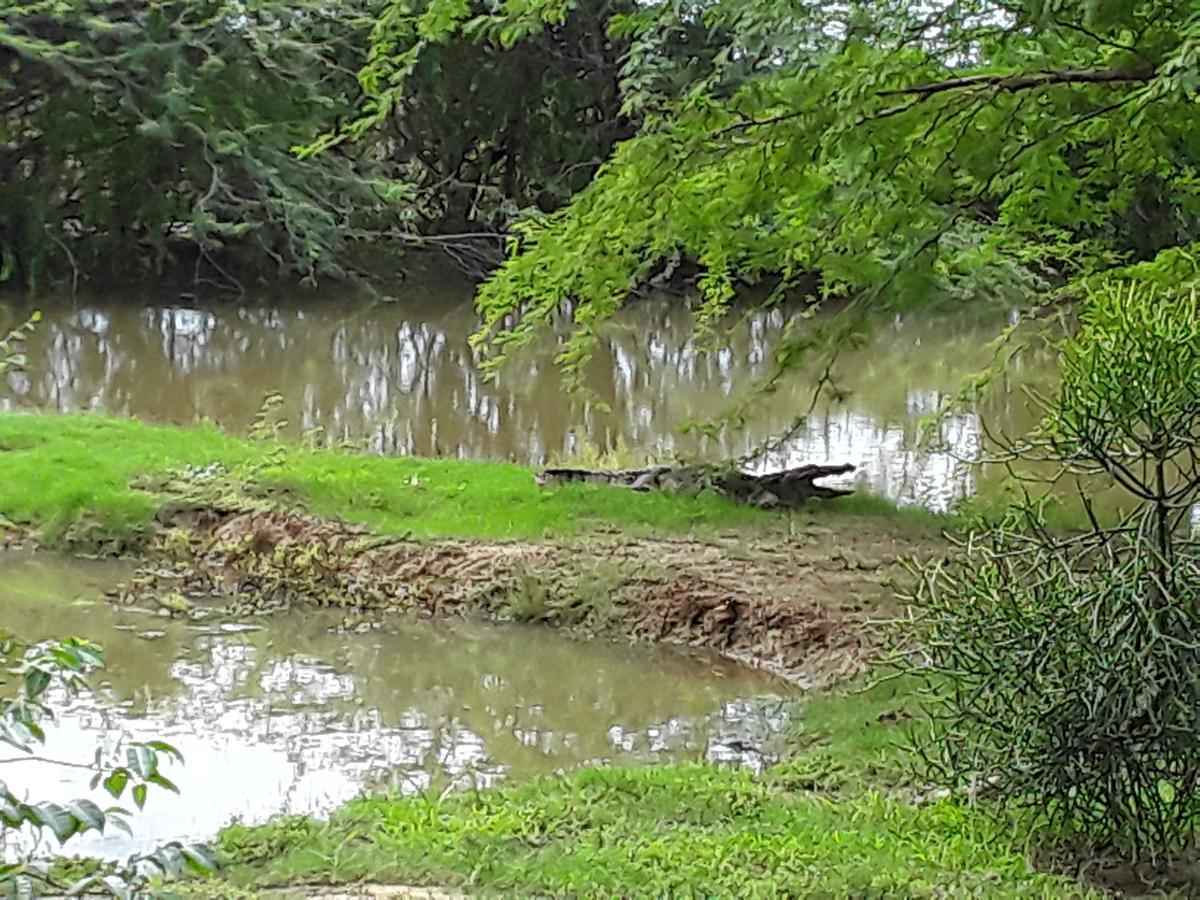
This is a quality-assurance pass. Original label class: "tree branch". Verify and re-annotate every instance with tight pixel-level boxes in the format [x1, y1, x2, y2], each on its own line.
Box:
[881, 65, 1156, 99]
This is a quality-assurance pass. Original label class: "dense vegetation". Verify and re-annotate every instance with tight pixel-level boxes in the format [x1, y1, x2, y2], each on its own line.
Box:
[3, 0, 1200, 894]
[0, 0, 638, 290]
[8, 0, 1199, 315]
[909, 284, 1200, 864]
[1, 0, 415, 292]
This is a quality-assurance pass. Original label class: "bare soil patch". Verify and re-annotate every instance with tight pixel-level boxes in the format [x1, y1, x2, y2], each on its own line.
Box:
[113, 507, 945, 686]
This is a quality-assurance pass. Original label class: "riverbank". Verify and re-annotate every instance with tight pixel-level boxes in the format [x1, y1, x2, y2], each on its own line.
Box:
[0, 412, 951, 684]
[188, 676, 1091, 898]
[0, 412, 938, 550]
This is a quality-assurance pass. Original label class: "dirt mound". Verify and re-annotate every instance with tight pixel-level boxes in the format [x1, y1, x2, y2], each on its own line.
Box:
[117, 508, 940, 686]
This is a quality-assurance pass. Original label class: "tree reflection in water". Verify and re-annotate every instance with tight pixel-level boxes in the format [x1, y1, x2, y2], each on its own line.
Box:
[2, 572, 793, 861]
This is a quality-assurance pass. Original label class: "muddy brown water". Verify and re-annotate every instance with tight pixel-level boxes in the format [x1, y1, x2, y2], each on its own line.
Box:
[0, 552, 794, 860]
[1, 289, 1058, 512]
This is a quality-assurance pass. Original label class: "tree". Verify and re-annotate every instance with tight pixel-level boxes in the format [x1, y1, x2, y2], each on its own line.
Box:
[348, 1, 1199, 394]
[310, 0, 734, 276]
[2, 0, 682, 292]
[0, 0, 409, 293]
[333, 0, 638, 236]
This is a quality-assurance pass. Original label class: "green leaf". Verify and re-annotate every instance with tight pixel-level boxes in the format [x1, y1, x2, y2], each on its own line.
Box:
[148, 772, 179, 794]
[153, 843, 185, 877]
[23, 668, 51, 701]
[104, 768, 131, 799]
[68, 798, 106, 832]
[180, 843, 219, 874]
[147, 740, 184, 764]
[33, 802, 79, 843]
[127, 743, 156, 777]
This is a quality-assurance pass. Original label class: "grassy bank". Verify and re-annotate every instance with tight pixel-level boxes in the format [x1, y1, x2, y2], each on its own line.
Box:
[0, 412, 941, 548]
[188, 679, 1091, 898]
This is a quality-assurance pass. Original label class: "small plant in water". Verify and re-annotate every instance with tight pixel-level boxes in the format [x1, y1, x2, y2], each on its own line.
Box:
[546, 434, 653, 471]
[1, 313, 216, 896]
[0, 312, 39, 377]
[0, 634, 217, 896]
[905, 283, 1200, 869]
[247, 390, 289, 444]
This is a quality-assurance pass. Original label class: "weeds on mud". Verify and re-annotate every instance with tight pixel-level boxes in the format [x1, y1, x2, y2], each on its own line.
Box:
[497, 560, 628, 633]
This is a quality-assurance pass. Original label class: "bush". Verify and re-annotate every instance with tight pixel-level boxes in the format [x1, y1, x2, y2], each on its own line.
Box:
[906, 283, 1200, 864]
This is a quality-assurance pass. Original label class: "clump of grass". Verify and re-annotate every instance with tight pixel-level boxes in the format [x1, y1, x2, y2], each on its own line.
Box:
[0, 414, 258, 548]
[545, 433, 653, 470]
[493, 560, 629, 633]
[208, 772, 1086, 897]
[773, 673, 921, 793]
[819, 492, 949, 529]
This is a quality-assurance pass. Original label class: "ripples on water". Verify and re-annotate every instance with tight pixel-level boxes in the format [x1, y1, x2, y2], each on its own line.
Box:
[2, 292, 1056, 512]
[0, 554, 793, 860]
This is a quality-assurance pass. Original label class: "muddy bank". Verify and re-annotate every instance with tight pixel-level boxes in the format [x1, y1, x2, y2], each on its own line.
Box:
[108, 505, 943, 687]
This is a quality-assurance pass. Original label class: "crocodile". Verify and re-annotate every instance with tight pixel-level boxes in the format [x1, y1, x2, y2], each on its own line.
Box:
[535, 462, 856, 508]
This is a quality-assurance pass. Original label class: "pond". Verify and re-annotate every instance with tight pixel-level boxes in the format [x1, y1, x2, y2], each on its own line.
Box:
[1, 288, 1057, 512]
[0, 553, 794, 860]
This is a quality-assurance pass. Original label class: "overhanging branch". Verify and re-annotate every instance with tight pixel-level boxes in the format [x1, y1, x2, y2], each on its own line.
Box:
[881, 65, 1156, 99]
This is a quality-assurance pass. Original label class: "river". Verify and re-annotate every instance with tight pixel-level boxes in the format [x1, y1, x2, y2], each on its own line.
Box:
[0, 289, 1055, 512]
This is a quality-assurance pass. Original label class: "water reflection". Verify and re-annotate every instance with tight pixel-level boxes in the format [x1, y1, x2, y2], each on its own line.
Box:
[0, 554, 792, 860]
[1, 292, 1055, 512]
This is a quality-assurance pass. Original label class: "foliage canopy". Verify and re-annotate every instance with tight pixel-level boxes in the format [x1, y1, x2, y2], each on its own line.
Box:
[345, 0, 1200, 387]
[318, 0, 639, 241]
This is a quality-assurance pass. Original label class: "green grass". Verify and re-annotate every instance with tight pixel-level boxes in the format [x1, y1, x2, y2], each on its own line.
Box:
[0, 414, 257, 544]
[0, 412, 944, 547]
[193, 678, 1092, 898]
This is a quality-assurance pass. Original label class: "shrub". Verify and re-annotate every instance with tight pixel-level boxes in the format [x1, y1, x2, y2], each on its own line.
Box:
[906, 283, 1200, 864]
